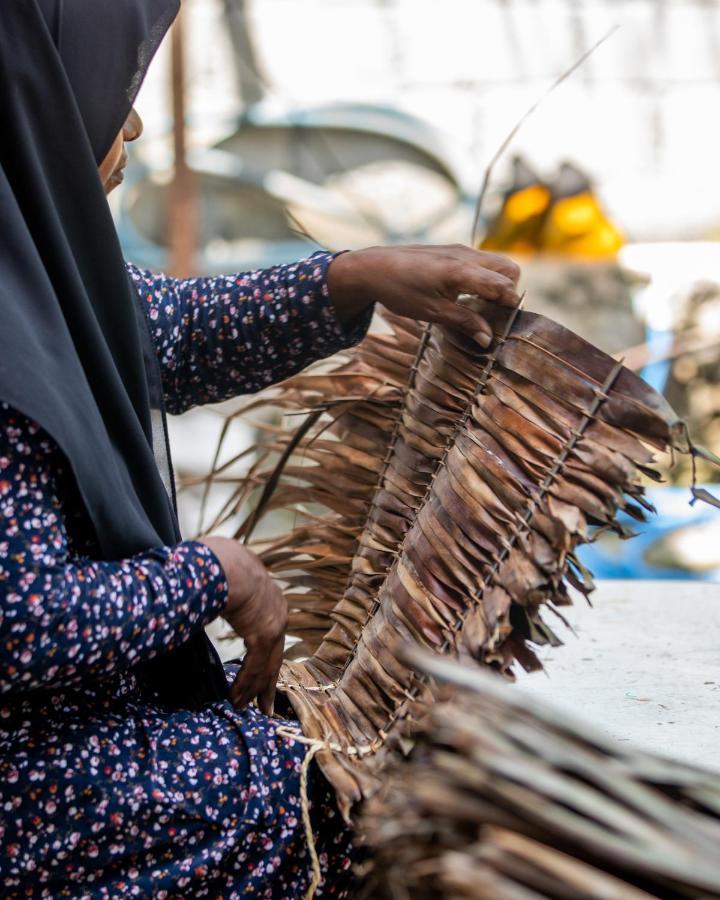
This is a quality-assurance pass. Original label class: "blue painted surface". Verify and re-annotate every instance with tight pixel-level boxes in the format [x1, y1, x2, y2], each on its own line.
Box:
[640, 326, 674, 394]
[576, 316, 720, 581]
[576, 485, 720, 582]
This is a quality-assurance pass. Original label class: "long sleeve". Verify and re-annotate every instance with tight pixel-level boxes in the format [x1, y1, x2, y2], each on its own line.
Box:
[127, 250, 373, 414]
[0, 403, 228, 694]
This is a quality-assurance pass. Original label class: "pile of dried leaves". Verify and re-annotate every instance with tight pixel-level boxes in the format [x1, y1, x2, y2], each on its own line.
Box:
[200, 300, 708, 819]
[359, 650, 720, 900]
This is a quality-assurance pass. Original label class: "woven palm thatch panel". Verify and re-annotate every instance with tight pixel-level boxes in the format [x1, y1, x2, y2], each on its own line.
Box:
[204, 299, 690, 819]
[360, 651, 720, 899]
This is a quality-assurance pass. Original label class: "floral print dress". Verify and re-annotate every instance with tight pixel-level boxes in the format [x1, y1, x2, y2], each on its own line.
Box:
[0, 252, 371, 898]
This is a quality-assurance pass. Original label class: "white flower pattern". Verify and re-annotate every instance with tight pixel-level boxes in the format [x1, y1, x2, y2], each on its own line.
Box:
[0, 252, 368, 897]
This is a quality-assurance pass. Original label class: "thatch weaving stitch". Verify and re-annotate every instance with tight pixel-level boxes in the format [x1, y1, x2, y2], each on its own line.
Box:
[359, 651, 720, 899]
[200, 298, 695, 819]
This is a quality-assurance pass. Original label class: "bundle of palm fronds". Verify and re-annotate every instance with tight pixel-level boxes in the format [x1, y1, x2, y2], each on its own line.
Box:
[200, 298, 706, 819]
[359, 650, 720, 899]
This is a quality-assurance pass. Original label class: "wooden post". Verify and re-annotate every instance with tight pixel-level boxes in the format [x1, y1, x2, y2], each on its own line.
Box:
[168, 5, 198, 278]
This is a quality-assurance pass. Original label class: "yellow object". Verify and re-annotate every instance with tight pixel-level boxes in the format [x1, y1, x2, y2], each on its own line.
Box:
[480, 159, 551, 255]
[505, 185, 552, 223]
[539, 191, 624, 259]
[479, 158, 624, 260]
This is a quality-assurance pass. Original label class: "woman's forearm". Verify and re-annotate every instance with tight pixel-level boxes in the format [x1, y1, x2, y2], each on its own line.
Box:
[0, 404, 228, 694]
[127, 251, 373, 415]
[0, 541, 228, 694]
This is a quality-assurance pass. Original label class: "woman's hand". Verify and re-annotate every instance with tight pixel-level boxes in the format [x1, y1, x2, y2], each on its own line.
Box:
[327, 244, 521, 347]
[199, 536, 287, 715]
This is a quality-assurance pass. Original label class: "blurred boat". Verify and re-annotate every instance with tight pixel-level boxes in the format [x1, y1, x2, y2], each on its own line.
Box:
[117, 102, 467, 273]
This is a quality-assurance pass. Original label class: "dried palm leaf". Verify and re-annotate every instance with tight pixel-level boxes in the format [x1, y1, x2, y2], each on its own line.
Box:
[360, 650, 720, 899]
[199, 296, 706, 820]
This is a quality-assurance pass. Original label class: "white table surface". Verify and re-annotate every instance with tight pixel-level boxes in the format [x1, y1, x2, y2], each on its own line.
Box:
[516, 579, 720, 771]
[210, 579, 720, 771]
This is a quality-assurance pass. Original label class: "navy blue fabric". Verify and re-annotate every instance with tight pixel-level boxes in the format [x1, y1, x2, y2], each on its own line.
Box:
[0, 253, 367, 896]
[0, 0, 235, 708]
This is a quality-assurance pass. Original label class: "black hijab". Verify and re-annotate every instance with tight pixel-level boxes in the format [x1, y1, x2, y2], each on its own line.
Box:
[0, 0, 228, 708]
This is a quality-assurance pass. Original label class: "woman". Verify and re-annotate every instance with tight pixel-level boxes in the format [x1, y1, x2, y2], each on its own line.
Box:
[0, 2, 519, 896]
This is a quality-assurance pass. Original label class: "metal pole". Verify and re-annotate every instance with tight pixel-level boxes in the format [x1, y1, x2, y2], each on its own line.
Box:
[168, 5, 198, 278]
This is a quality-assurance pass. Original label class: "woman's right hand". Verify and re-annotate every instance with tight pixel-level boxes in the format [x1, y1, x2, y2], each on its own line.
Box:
[199, 536, 288, 715]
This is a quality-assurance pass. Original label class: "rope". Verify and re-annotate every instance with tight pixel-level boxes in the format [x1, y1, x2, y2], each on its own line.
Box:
[275, 724, 382, 758]
[277, 727, 323, 900]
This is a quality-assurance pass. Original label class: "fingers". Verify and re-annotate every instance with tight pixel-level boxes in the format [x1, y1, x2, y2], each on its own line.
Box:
[406, 243, 521, 286]
[470, 249, 521, 286]
[229, 650, 261, 710]
[229, 633, 284, 714]
[446, 261, 520, 308]
[428, 254, 523, 344]
[229, 653, 265, 711]
[428, 302, 494, 348]
[258, 640, 284, 716]
[446, 244, 521, 286]
[258, 681, 277, 718]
